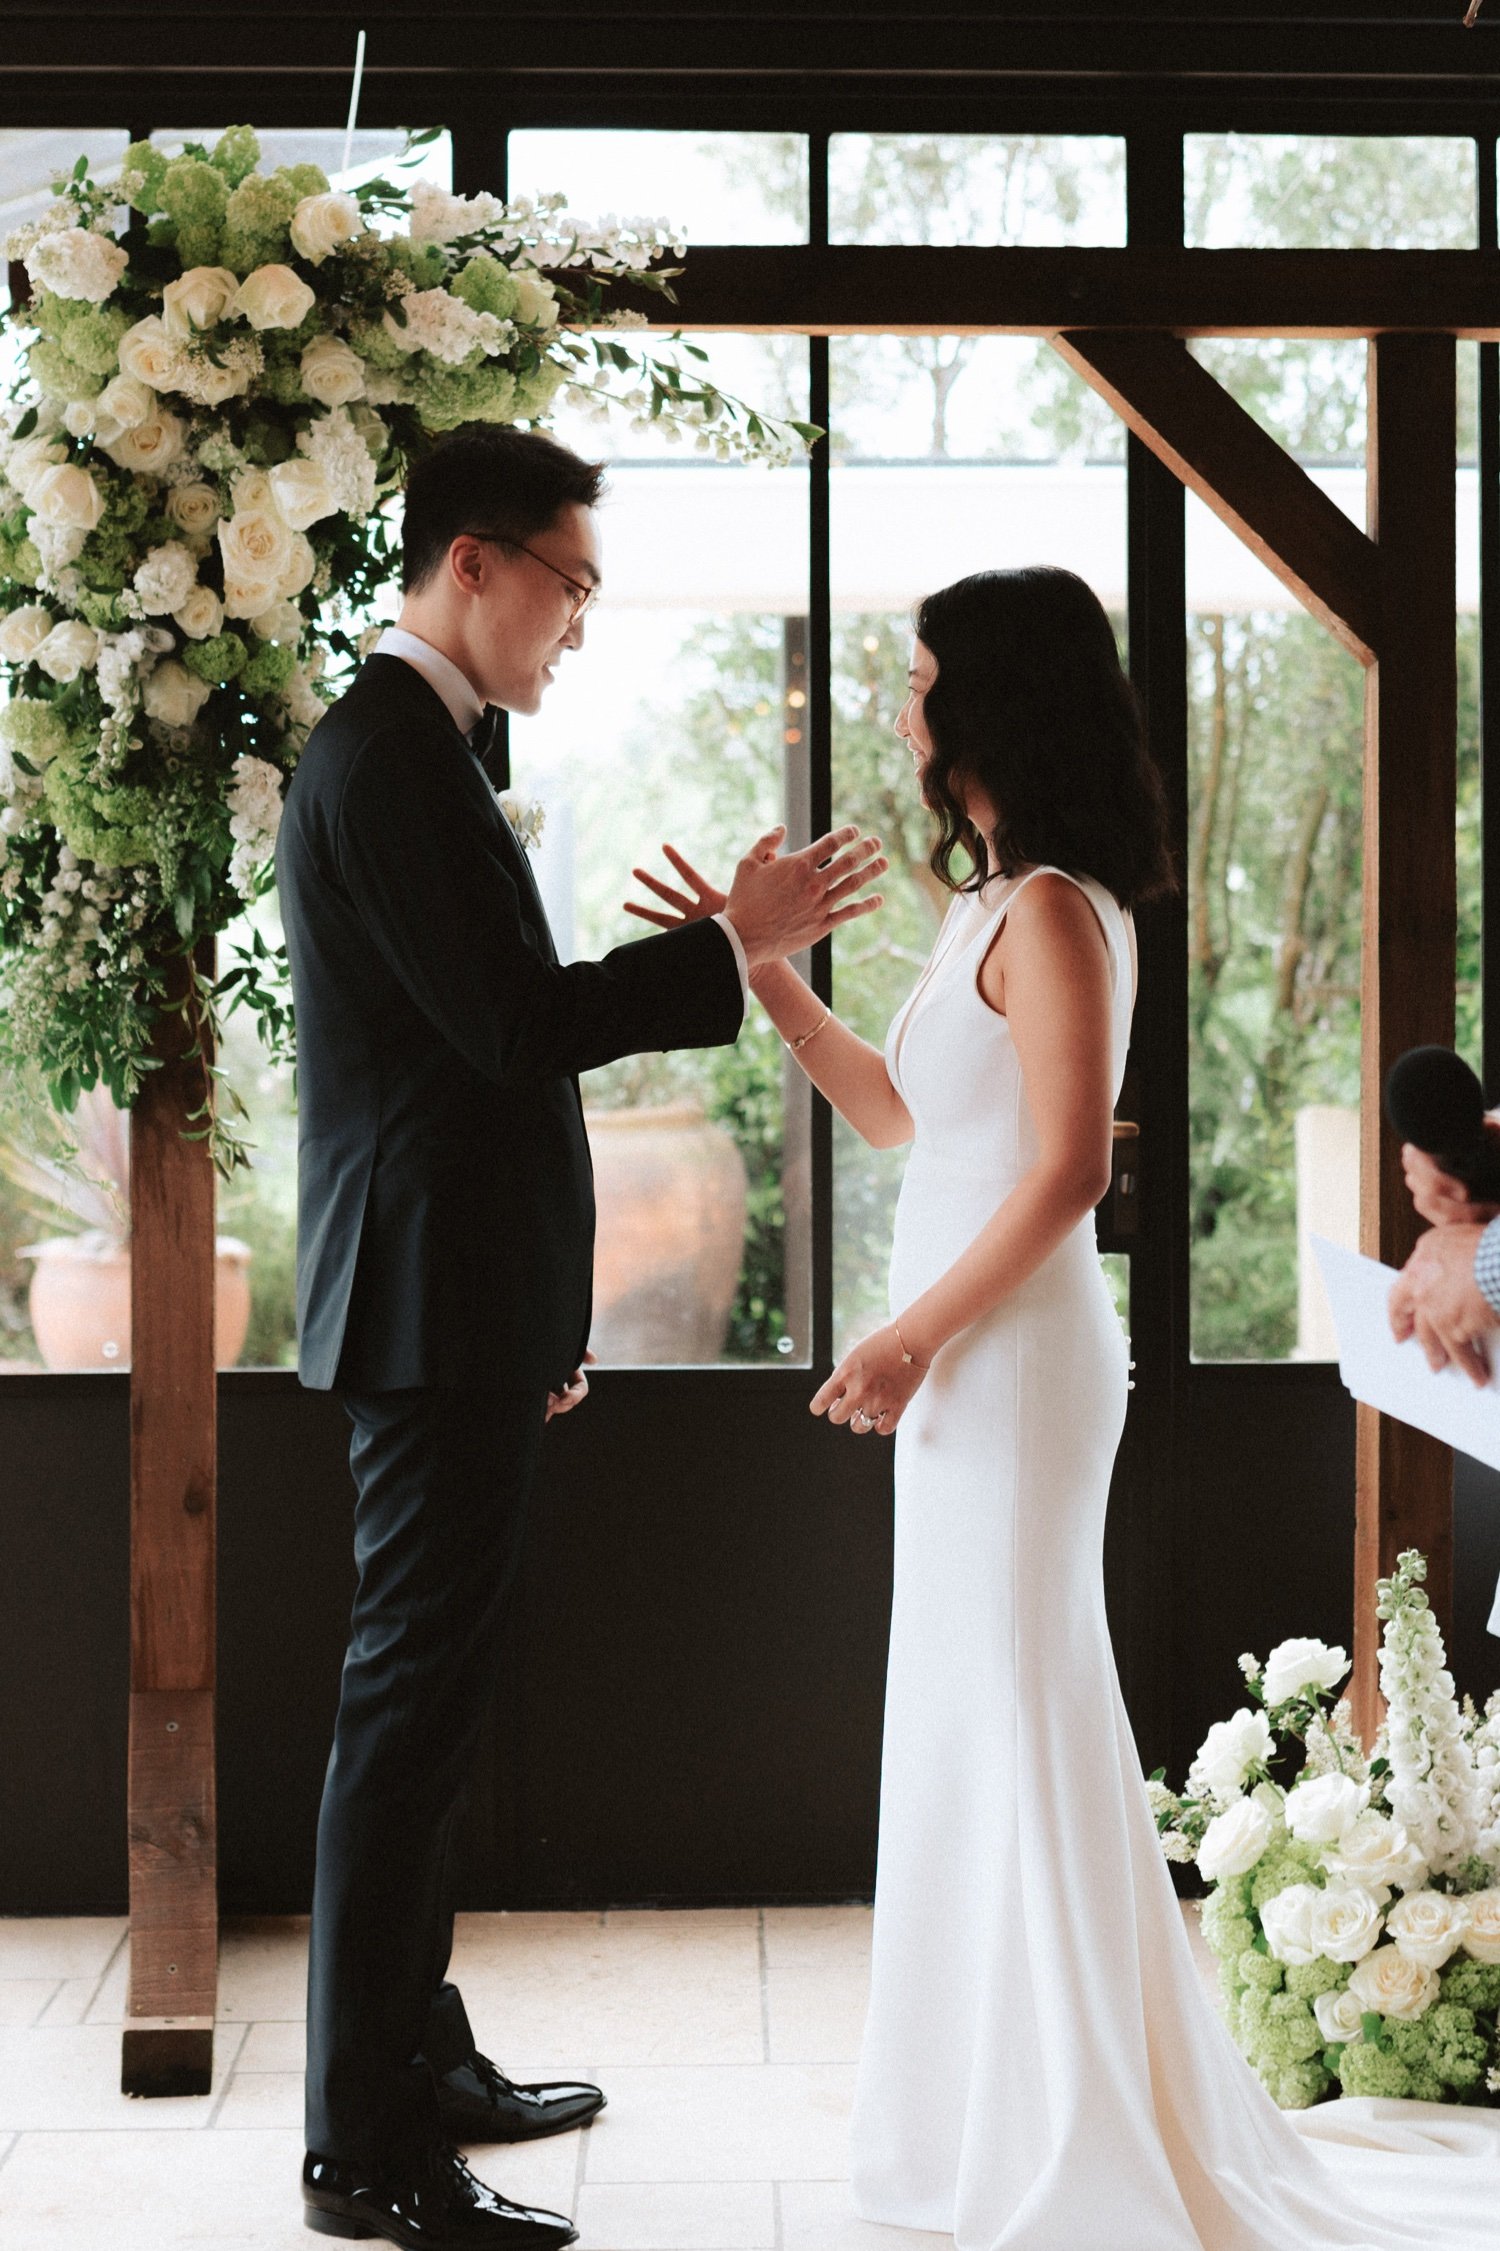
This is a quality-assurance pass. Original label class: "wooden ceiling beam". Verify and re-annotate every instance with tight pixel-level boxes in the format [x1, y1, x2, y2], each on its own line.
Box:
[1051, 328, 1382, 660]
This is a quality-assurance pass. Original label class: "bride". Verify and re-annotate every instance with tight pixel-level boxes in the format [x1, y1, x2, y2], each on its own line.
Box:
[628, 564, 1500, 2249]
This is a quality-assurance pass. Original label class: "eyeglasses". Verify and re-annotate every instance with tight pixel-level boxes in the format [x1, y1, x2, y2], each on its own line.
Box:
[470, 534, 599, 625]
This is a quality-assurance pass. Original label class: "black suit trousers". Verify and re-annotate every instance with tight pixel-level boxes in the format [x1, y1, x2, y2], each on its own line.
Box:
[304, 1381, 550, 2164]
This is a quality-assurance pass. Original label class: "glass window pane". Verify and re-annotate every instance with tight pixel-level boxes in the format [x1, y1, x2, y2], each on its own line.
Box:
[509, 338, 810, 1366]
[507, 131, 807, 244]
[0, 130, 130, 240]
[830, 135, 1124, 247]
[828, 335, 1127, 1358]
[1185, 134, 1477, 249]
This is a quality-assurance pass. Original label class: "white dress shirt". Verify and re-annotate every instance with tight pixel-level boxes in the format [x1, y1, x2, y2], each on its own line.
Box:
[373, 625, 749, 999]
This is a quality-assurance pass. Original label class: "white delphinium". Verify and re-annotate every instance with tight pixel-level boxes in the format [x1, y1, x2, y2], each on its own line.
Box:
[408, 180, 511, 245]
[1465, 1690, 1500, 1872]
[1378, 1551, 1482, 1878]
[226, 754, 285, 898]
[1299, 1697, 1371, 1786]
[384, 288, 507, 366]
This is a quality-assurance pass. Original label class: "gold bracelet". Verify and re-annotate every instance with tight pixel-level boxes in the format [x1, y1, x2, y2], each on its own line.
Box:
[786, 1009, 831, 1054]
[893, 1322, 929, 1368]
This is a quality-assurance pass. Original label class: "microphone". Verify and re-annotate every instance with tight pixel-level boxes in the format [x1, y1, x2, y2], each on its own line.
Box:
[1384, 1045, 1500, 1202]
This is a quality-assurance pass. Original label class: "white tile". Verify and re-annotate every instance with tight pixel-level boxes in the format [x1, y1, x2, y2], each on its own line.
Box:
[0, 1982, 58, 2028]
[449, 1910, 763, 2067]
[0, 2125, 309, 2249]
[35, 1978, 106, 2029]
[0, 1920, 125, 1983]
[0, 2024, 231, 2132]
[81, 1944, 128, 2024]
[217, 1920, 309, 2024]
[213, 2070, 301, 2130]
[234, 2022, 305, 2073]
[781, 2179, 951, 2251]
[602, 1908, 760, 1929]
[575, 2178, 775, 2248]
[0, 2130, 14, 2172]
[460, 2129, 584, 2216]
[763, 1909, 871, 2065]
[580, 2062, 855, 2183]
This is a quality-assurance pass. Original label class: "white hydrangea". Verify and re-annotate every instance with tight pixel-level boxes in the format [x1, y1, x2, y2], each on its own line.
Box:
[24, 224, 128, 303]
[295, 407, 378, 521]
[132, 541, 200, 617]
[226, 753, 285, 897]
[383, 288, 506, 367]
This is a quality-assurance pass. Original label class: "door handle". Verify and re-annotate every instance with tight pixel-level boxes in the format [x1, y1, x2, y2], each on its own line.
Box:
[1108, 1121, 1140, 1237]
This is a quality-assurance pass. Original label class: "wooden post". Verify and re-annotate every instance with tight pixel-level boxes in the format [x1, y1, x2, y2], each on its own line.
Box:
[121, 944, 218, 2096]
[1350, 333, 1458, 1741]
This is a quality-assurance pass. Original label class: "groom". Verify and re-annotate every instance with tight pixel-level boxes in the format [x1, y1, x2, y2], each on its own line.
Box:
[276, 422, 885, 2247]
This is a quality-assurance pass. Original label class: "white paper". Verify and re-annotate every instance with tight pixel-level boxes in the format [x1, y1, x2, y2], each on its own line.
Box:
[1311, 1236, 1500, 1635]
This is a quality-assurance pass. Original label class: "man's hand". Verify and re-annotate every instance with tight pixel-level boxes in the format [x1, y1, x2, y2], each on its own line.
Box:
[1388, 1225, 1495, 1386]
[723, 824, 886, 967]
[546, 1348, 597, 1422]
[1402, 1134, 1500, 1230]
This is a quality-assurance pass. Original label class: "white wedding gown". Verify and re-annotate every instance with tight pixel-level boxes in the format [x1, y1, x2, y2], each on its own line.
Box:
[848, 864, 1500, 2251]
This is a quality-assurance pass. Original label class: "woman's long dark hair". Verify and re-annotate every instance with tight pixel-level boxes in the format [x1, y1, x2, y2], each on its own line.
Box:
[913, 566, 1177, 908]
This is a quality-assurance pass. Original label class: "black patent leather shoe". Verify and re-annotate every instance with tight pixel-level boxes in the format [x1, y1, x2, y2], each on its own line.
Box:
[434, 2052, 606, 2144]
[302, 2144, 578, 2246]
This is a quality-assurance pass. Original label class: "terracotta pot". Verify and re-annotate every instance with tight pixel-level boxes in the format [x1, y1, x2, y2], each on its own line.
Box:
[582, 1103, 748, 1364]
[22, 1231, 254, 1371]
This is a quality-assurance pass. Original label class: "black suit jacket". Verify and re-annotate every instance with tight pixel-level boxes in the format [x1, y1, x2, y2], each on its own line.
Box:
[275, 652, 745, 1393]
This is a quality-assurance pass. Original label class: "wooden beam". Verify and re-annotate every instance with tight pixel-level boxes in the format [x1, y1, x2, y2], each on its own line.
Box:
[123, 947, 217, 2097]
[1350, 333, 1458, 1742]
[600, 247, 1500, 342]
[1052, 329, 1381, 660]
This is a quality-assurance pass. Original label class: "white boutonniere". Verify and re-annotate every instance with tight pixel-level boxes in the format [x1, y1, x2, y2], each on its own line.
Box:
[497, 789, 545, 854]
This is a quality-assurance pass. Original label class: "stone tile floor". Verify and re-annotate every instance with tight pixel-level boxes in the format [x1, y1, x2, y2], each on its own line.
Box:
[0, 1903, 1215, 2249]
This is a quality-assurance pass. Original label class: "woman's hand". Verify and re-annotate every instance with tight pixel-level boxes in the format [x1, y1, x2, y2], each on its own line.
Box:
[1402, 1137, 1500, 1230]
[811, 1324, 929, 1436]
[624, 843, 729, 929]
[546, 1348, 598, 1422]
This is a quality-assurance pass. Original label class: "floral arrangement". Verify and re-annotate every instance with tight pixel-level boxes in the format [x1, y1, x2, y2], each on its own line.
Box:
[1150, 1551, 1500, 2109]
[0, 127, 812, 1165]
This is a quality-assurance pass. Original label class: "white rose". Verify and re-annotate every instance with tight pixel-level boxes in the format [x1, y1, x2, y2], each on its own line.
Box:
[1325, 1811, 1427, 1903]
[219, 507, 294, 588]
[248, 599, 304, 645]
[298, 333, 366, 407]
[62, 400, 98, 438]
[0, 605, 56, 663]
[230, 468, 277, 516]
[27, 461, 104, 530]
[1196, 1794, 1274, 1883]
[166, 481, 222, 538]
[1262, 1638, 1350, 1709]
[1308, 1883, 1384, 1965]
[1258, 1882, 1323, 1966]
[142, 659, 213, 727]
[289, 191, 364, 265]
[1385, 1889, 1468, 1970]
[96, 373, 155, 431]
[116, 314, 181, 390]
[173, 583, 224, 641]
[161, 265, 241, 337]
[1461, 1887, 1500, 1965]
[34, 618, 99, 682]
[1284, 1773, 1370, 1850]
[102, 408, 186, 479]
[221, 572, 281, 621]
[1348, 1942, 1441, 2023]
[1191, 1708, 1274, 1799]
[268, 457, 336, 531]
[4, 433, 68, 498]
[276, 532, 317, 599]
[181, 357, 253, 409]
[231, 264, 317, 333]
[26, 225, 128, 304]
[1313, 1984, 1366, 2045]
[512, 273, 559, 329]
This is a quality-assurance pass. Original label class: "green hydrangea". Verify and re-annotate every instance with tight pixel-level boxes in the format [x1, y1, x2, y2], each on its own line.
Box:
[158, 157, 230, 268]
[1238, 1947, 1284, 1994]
[347, 316, 411, 375]
[451, 255, 520, 320]
[42, 747, 157, 867]
[25, 343, 104, 406]
[0, 698, 71, 771]
[74, 590, 129, 631]
[387, 236, 449, 292]
[182, 633, 247, 685]
[511, 362, 567, 421]
[1, 532, 43, 587]
[1440, 1957, 1500, 2013]
[209, 127, 260, 186]
[1284, 1957, 1348, 2002]
[1259, 2059, 1329, 2110]
[1338, 2040, 1413, 2099]
[276, 162, 331, 199]
[30, 294, 131, 378]
[238, 641, 296, 695]
[1248, 1839, 1323, 1911]
[410, 359, 518, 432]
[219, 173, 298, 272]
[1240, 1987, 1324, 2066]
[120, 140, 170, 215]
[78, 481, 152, 596]
[1390, 2004, 1490, 2090]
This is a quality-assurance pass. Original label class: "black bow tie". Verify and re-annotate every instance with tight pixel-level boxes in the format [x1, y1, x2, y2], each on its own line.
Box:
[465, 705, 508, 788]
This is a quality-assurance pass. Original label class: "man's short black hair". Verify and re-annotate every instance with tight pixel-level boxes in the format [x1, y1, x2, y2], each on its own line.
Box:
[401, 425, 607, 593]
